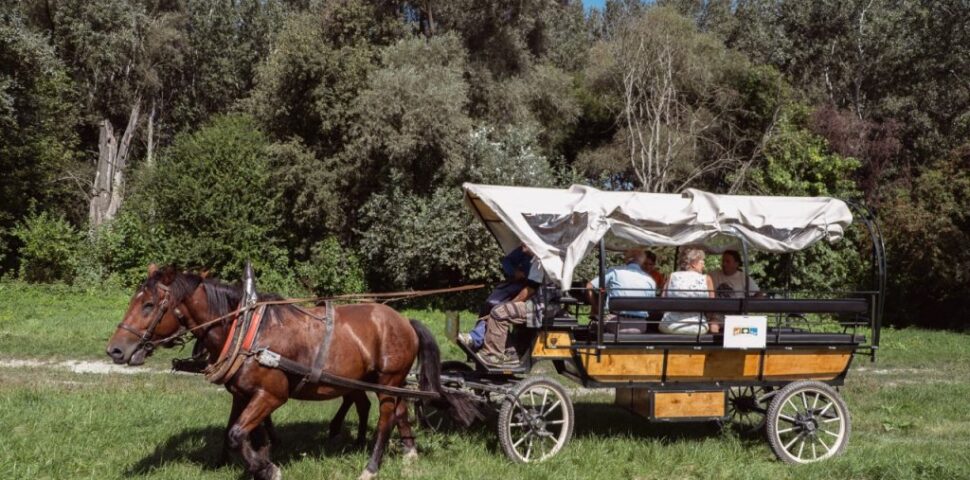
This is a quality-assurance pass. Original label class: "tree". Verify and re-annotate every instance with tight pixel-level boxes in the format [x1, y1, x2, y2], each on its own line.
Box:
[582, 7, 754, 192]
[881, 145, 970, 328]
[125, 114, 287, 283]
[0, 13, 84, 273]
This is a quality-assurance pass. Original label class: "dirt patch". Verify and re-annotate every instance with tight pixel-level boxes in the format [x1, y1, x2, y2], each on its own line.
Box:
[0, 358, 160, 375]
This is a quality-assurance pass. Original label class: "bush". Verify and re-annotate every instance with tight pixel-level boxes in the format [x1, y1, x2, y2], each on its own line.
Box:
[881, 145, 970, 328]
[295, 237, 367, 296]
[11, 211, 81, 283]
[71, 212, 154, 289]
[125, 114, 286, 284]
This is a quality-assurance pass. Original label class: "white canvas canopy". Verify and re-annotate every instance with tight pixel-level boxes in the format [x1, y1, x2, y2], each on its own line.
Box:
[463, 183, 853, 289]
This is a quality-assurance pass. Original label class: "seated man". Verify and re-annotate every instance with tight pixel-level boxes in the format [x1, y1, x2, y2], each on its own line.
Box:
[477, 245, 546, 366]
[466, 244, 533, 350]
[587, 248, 657, 334]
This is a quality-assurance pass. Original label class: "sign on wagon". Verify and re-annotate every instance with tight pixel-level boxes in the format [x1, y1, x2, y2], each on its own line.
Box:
[724, 315, 767, 349]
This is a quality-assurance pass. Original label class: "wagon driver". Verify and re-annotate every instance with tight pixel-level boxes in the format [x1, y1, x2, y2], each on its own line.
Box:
[478, 244, 546, 366]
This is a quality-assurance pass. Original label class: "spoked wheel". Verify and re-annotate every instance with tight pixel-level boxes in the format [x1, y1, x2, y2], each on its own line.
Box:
[415, 361, 474, 432]
[497, 376, 574, 463]
[766, 381, 850, 464]
[725, 386, 773, 434]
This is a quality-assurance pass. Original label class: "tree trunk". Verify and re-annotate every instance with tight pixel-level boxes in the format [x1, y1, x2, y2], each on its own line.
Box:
[89, 100, 140, 228]
[145, 98, 156, 167]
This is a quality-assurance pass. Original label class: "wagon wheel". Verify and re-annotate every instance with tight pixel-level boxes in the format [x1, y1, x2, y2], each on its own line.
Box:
[725, 386, 773, 434]
[497, 376, 574, 463]
[766, 381, 851, 464]
[415, 361, 474, 432]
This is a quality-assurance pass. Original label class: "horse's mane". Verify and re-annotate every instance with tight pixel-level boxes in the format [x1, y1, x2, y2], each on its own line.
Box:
[141, 268, 291, 320]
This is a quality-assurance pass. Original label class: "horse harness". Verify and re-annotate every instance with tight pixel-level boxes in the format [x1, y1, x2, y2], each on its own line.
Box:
[116, 284, 189, 356]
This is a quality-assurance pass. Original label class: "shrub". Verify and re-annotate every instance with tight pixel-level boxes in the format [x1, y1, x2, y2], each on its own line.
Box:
[11, 211, 81, 283]
[295, 237, 367, 296]
[125, 114, 287, 285]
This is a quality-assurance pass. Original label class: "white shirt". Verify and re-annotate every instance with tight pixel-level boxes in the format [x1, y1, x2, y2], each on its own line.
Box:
[709, 270, 760, 298]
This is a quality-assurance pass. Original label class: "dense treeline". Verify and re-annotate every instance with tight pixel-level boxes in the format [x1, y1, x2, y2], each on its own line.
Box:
[1, 0, 968, 328]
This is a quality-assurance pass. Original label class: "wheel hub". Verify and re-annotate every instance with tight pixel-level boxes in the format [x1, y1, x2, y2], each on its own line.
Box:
[794, 412, 819, 435]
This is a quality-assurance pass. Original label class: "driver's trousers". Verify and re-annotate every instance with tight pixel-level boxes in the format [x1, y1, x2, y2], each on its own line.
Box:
[482, 300, 534, 356]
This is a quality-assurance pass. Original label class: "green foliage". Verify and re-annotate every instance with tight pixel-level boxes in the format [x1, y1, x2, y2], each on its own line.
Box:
[294, 237, 366, 296]
[357, 184, 503, 290]
[357, 125, 559, 290]
[75, 212, 154, 289]
[11, 211, 82, 283]
[882, 146, 970, 328]
[0, 14, 84, 272]
[126, 114, 291, 290]
[351, 33, 472, 194]
[741, 107, 868, 294]
[248, 0, 401, 152]
[749, 109, 861, 198]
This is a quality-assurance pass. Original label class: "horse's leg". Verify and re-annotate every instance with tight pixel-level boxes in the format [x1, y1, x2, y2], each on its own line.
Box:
[353, 391, 371, 446]
[220, 393, 247, 465]
[359, 393, 398, 480]
[394, 399, 417, 461]
[228, 390, 285, 480]
[263, 414, 280, 446]
[328, 395, 355, 439]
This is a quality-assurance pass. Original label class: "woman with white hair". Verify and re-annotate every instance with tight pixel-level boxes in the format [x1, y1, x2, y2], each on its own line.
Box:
[660, 247, 716, 334]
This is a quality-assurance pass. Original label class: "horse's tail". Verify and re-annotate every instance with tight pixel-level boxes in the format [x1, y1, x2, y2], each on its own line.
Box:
[409, 319, 483, 426]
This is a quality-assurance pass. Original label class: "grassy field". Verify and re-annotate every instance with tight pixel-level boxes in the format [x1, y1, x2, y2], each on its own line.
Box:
[1, 282, 969, 479]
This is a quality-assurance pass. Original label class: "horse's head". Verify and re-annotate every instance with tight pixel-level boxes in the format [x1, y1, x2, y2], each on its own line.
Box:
[106, 264, 187, 365]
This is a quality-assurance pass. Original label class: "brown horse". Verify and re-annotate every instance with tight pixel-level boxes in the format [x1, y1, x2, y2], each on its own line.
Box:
[106, 265, 477, 480]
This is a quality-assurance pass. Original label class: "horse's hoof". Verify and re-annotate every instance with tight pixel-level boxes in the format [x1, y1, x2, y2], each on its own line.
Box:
[258, 463, 281, 480]
[403, 447, 419, 462]
[357, 468, 377, 480]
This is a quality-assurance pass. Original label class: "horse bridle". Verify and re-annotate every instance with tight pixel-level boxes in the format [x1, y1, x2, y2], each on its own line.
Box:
[116, 283, 181, 355]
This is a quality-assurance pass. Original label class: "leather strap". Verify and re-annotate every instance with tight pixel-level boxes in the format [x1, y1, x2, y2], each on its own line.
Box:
[297, 301, 335, 392]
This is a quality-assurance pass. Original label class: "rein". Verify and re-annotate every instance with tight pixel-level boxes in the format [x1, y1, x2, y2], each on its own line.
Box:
[116, 283, 173, 356]
[145, 283, 485, 349]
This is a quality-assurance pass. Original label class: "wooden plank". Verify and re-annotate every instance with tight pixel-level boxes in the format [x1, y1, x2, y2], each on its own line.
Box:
[763, 350, 851, 380]
[531, 331, 572, 359]
[579, 349, 664, 381]
[665, 350, 761, 381]
[653, 391, 725, 419]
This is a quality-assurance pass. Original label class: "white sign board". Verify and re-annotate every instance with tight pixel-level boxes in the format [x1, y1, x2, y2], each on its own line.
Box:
[723, 315, 767, 349]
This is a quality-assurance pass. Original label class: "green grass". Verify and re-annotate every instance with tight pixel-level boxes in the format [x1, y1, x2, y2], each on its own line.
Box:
[1, 281, 969, 479]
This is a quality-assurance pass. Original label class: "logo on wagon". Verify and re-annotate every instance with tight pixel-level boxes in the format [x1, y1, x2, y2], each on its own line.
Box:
[732, 326, 759, 336]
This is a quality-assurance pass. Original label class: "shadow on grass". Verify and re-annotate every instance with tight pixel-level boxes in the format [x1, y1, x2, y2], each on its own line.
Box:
[125, 420, 369, 477]
[430, 400, 762, 455]
[127, 401, 761, 477]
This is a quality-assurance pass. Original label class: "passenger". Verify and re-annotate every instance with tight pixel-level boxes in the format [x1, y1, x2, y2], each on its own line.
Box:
[478, 245, 546, 366]
[707, 249, 764, 333]
[709, 250, 762, 298]
[642, 251, 665, 290]
[659, 247, 716, 335]
[586, 248, 657, 334]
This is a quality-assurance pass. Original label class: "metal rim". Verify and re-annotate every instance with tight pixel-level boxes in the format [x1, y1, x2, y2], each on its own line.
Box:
[726, 386, 770, 433]
[771, 387, 847, 463]
[504, 383, 571, 462]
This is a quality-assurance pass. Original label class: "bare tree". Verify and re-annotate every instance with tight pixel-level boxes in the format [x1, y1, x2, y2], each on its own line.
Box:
[609, 9, 733, 193]
[597, 8, 786, 194]
[89, 101, 140, 228]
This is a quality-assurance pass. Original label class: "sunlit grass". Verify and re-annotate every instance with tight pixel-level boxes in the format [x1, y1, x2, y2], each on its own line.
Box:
[0, 282, 968, 479]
